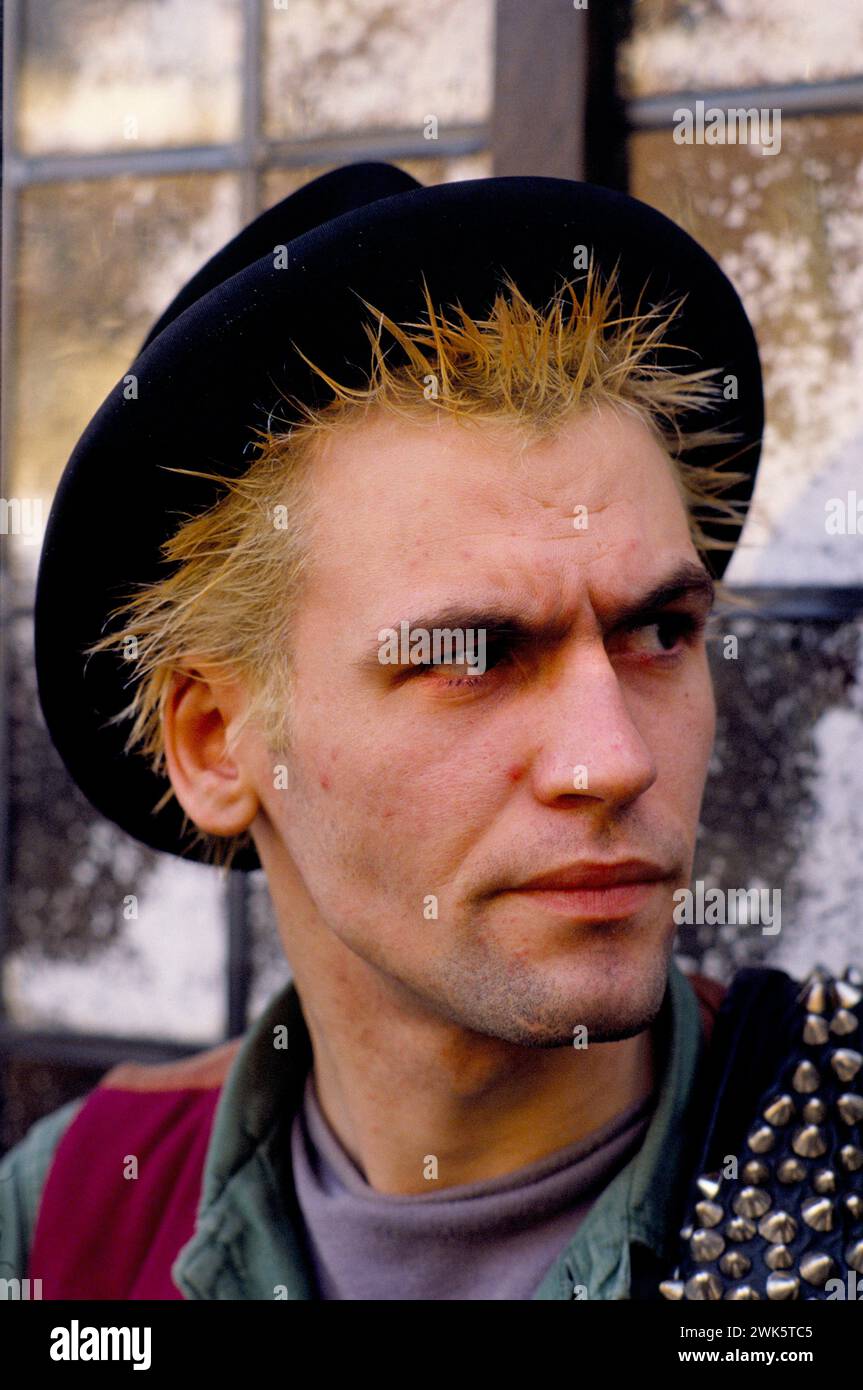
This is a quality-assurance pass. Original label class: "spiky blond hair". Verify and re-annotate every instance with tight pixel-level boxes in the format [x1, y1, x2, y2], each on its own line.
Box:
[85, 264, 753, 869]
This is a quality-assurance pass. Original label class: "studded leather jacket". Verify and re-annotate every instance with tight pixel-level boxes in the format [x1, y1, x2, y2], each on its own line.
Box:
[657, 964, 863, 1302]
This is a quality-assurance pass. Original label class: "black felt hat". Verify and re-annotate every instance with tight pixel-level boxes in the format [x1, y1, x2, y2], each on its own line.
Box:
[34, 162, 764, 870]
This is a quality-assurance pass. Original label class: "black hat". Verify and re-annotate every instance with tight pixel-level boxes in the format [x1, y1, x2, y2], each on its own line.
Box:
[34, 162, 763, 870]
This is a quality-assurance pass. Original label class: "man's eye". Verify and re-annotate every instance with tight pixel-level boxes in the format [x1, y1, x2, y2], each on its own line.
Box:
[622, 613, 701, 656]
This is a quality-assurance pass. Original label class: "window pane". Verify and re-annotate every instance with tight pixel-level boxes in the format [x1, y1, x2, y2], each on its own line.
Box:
[9, 174, 242, 537]
[630, 114, 863, 585]
[684, 614, 863, 983]
[620, 0, 863, 97]
[15, 0, 243, 155]
[264, 0, 494, 141]
[4, 606, 226, 1046]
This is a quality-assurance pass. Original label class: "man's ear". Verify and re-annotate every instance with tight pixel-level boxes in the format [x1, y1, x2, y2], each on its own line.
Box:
[162, 663, 261, 839]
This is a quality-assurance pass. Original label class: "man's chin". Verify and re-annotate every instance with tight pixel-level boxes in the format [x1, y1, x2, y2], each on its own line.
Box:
[440, 932, 675, 1047]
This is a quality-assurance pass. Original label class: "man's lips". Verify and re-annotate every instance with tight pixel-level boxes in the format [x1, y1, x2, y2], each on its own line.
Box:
[513, 860, 671, 891]
[502, 860, 672, 921]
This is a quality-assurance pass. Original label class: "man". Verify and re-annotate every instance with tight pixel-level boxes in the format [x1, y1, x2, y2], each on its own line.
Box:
[2, 164, 860, 1301]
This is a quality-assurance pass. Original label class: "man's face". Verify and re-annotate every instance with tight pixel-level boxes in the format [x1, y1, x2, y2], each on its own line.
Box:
[253, 403, 716, 1045]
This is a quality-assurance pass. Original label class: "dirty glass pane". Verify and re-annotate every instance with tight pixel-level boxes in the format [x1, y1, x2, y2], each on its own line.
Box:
[620, 0, 863, 98]
[682, 612, 863, 983]
[261, 151, 493, 207]
[264, 0, 494, 141]
[15, 0, 242, 155]
[8, 173, 242, 552]
[630, 114, 863, 585]
[3, 597, 227, 1046]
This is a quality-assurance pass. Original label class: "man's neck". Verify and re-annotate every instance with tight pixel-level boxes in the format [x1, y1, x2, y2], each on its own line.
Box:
[290, 956, 660, 1196]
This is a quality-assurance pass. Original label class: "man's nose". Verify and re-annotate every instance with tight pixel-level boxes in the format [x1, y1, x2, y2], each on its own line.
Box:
[527, 643, 658, 811]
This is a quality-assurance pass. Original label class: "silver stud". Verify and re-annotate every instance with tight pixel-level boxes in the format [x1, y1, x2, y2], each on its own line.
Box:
[804, 981, 829, 1014]
[679, 1224, 693, 1240]
[800, 1252, 835, 1286]
[835, 979, 862, 1009]
[763, 1094, 795, 1126]
[767, 1272, 800, 1300]
[748, 1125, 775, 1153]
[813, 1168, 837, 1194]
[765, 1245, 794, 1270]
[846, 1240, 863, 1273]
[792, 1060, 820, 1093]
[725, 1217, 756, 1242]
[843, 965, 863, 988]
[837, 1092, 863, 1125]
[684, 1271, 723, 1300]
[741, 1159, 770, 1185]
[720, 1251, 751, 1279]
[696, 1173, 721, 1200]
[803, 1013, 829, 1045]
[829, 1008, 858, 1036]
[831, 1048, 863, 1082]
[792, 1124, 827, 1158]
[840, 1144, 863, 1172]
[802, 1097, 827, 1124]
[801, 1195, 834, 1232]
[845, 1193, 863, 1221]
[725, 1285, 760, 1300]
[659, 1279, 685, 1300]
[733, 1187, 771, 1219]
[691, 1228, 725, 1262]
[695, 1200, 724, 1229]
[758, 1210, 797, 1244]
[777, 1156, 806, 1183]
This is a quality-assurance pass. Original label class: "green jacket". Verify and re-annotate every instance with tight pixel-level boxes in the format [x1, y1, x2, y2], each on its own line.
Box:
[0, 959, 706, 1299]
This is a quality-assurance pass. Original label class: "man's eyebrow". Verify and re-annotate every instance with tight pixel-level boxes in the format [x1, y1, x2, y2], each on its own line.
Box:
[361, 561, 715, 667]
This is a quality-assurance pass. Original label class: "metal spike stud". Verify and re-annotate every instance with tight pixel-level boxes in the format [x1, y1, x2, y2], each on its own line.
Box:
[659, 1279, 685, 1300]
[801, 1196, 834, 1232]
[846, 1240, 863, 1274]
[803, 1013, 829, 1045]
[758, 1211, 797, 1244]
[800, 1253, 835, 1286]
[804, 981, 829, 1015]
[747, 1125, 775, 1154]
[766, 1272, 800, 1300]
[830, 1009, 858, 1037]
[843, 965, 863, 988]
[777, 1157, 806, 1183]
[696, 1173, 721, 1200]
[725, 1285, 760, 1300]
[845, 1194, 863, 1221]
[691, 1229, 725, 1262]
[695, 1200, 724, 1229]
[684, 1272, 723, 1300]
[733, 1187, 771, 1219]
[831, 1048, 863, 1082]
[720, 1251, 751, 1279]
[840, 1145, 863, 1172]
[835, 979, 862, 1009]
[837, 1092, 863, 1125]
[763, 1094, 795, 1126]
[792, 1125, 827, 1159]
[802, 1097, 827, 1123]
[792, 1060, 820, 1094]
[742, 1160, 770, 1185]
[813, 1168, 837, 1194]
[725, 1217, 756, 1243]
[765, 1245, 794, 1271]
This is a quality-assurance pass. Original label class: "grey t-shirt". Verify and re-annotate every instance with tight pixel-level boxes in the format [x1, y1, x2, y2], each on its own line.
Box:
[290, 1073, 655, 1300]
